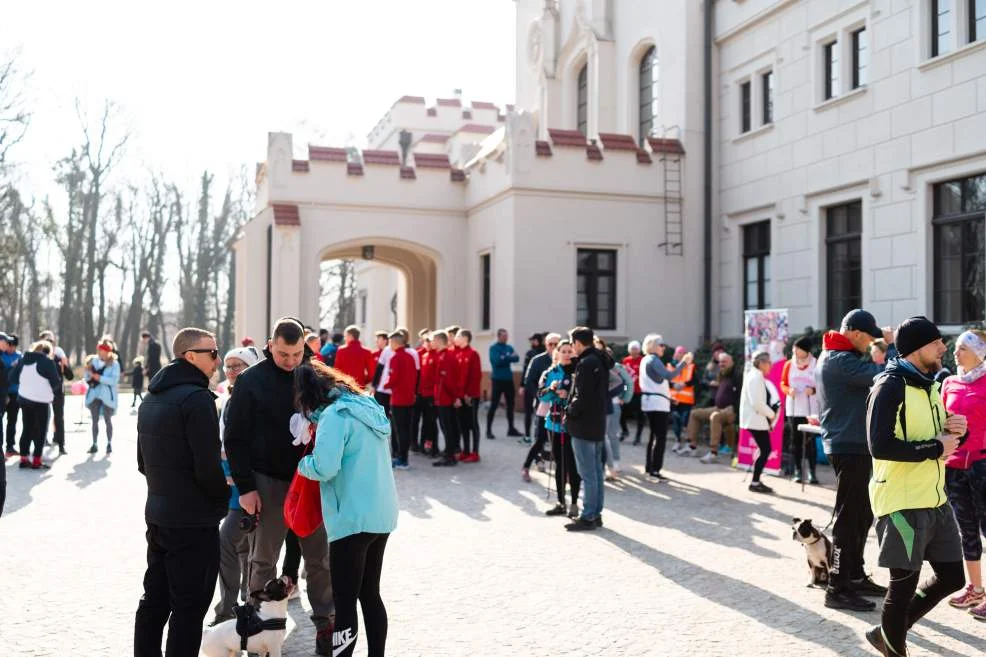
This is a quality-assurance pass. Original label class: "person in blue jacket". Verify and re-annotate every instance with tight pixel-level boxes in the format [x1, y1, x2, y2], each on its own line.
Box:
[486, 328, 522, 440]
[84, 338, 121, 454]
[2, 334, 23, 457]
[295, 360, 398, 657]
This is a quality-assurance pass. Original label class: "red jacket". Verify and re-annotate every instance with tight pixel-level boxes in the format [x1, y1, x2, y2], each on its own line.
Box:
[387, 347, 417, 407]
[623, 355, 642, 394]
[458, 346, 482, 399]
[419, 348, 438, 397]
[334, 341, 374, 386]
[434, 348, 464, 407]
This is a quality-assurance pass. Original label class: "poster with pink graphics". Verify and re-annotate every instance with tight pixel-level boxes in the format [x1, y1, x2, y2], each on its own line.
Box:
[737, 309, 789, 476]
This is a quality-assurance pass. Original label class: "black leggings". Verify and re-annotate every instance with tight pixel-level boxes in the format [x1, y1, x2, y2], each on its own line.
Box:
[749, 429, 771, 483]
[19, 399, 48, 459]
[788, 416, 816, 472]
[882, 561, 964, 657]
[486, 379, 516, 432]
[523, 421, 548, 469]
[330, 532, 389, 657]
[457, 399, 480, 454]
[645, 411, 669, 474]
[281, 529, 301, 582]
[391, 405, 413, 462]
[550, 431, 580, 506]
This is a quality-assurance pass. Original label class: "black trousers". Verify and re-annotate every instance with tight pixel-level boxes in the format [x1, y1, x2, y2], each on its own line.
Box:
[437, 406, 460, 458]
[5, 395, 19, 451]
[749, 429, 771, 482]
[52, 393, 65, 448]
[524, 421, 548, 469]
[19, 399, 48, 459]
[391, 405, 413, 462]
[414, 396, 438, 452]
[551, 430, 580, 507]
[486, 379, 516, 433]
[0, 446, 6, 516]
[134, 523, 220, 657]
[330, 532, 390, 657]
[457, 399, 480, 454]
[788, 416, 816, 473]
[522, 387, 537, 436]
[645, 411, 670, 474]
[621, 393, 646, 440]
[828, 454, 875, 589]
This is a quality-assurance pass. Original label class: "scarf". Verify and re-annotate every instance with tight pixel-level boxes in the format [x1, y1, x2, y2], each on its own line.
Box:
[956, 331, 986, 383]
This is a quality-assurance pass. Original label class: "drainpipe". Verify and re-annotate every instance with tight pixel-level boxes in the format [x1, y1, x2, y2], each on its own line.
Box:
[702, 0, 715, 343]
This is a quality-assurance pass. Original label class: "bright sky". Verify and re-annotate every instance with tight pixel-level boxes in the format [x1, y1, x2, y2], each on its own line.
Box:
[4, 0, 517, 199]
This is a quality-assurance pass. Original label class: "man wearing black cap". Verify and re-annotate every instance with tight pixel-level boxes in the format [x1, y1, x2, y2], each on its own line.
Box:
[816, 309, 896, 611]
[863, 316, 966, 656]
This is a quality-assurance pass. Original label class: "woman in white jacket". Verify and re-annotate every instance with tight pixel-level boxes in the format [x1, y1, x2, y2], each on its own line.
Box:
[739, 350, 779, 494]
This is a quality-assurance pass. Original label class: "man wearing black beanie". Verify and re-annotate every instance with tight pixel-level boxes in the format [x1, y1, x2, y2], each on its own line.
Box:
[863, 316, 967, 656]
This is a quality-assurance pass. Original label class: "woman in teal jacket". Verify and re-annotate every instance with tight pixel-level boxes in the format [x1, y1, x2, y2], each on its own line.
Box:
[84, 338, 121, 454]
[295, 360, 398, 657]
[539, 340, 581, 519]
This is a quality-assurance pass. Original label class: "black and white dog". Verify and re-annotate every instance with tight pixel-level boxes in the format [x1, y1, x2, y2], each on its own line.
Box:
[201, 576, 294, 657]
[792, 518, 833, 588]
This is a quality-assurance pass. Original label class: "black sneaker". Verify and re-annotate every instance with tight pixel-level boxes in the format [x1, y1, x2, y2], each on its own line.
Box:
[565, 518, 598, 532]
[853, 576, 889, 598]
[507, 428, 523, 438]
[88, 443, 98, 454]
[486, 432, 496, 440]
[432, 457, 457, 467]
[57, 446, 67, 456]
[544, 504, 567, 516]
[594, 516, 603, 528]
[748, 481, 774, 494]
[825, 587, 876, 611]
[106, 443, 112, 455]
[18, 459, 30, 469]
[864, 626, 886, 655]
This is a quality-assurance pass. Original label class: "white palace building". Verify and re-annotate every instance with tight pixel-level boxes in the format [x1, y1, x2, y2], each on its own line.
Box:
[233, 0, 986, 365]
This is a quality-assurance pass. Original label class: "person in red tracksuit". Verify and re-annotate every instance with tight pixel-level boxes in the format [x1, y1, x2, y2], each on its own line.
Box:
[333, 325, 375, 387]
[415, 333, 439, 457]
[386, 331, 417, 470]
[454, 329, 483, 463]
[431, 331, 463, 467]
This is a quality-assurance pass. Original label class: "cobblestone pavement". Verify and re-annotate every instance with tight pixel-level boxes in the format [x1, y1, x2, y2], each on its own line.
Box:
[1, 396, 984, 656]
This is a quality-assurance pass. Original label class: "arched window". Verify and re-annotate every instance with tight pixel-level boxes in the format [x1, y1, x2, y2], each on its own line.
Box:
[576, 64, 588, 135]
[639, 46, 658, 145]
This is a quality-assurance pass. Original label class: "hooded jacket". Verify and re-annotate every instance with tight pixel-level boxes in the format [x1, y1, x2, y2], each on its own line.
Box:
[866, 358, 950, 518]
[565, 346, 615, 441]
[940, 374, 986, 470]
[137, 359, 228, 527]
[297, 391, 399, 542]
[816, 331, 895, 456]
[223, 348, 304, 494]
[10, 352, 60, 404]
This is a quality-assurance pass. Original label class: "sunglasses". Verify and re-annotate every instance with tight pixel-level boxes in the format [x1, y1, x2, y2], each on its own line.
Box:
[185, 348, 220, 360]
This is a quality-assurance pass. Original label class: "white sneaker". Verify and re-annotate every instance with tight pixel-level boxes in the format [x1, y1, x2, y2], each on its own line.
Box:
[679, 445, 696, 457]
[699, 452, 719, 464]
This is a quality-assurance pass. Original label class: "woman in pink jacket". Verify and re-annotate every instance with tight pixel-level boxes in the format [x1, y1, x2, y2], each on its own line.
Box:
[941, 329, 986, 621]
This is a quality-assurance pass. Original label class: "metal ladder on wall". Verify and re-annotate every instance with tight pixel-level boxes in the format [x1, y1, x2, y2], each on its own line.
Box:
[657, 125, 684, 256]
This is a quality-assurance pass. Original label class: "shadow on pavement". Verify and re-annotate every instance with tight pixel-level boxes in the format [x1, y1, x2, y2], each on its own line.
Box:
[1, 459, 52, 517]
[66, 454, 112, 489]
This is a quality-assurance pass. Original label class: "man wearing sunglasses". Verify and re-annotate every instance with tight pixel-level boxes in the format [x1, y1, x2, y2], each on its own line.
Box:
[134, 327, 230, 657]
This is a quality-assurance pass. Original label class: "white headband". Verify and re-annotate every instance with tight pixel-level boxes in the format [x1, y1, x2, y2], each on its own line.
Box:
[957, 331, 986, 361]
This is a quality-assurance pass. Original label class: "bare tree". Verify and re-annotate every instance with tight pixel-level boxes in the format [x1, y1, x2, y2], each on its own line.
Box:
[320, 260, 357, 331]
[0, 52, 29, 174]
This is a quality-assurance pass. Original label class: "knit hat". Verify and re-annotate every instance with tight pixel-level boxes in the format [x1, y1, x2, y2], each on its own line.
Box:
[673, 346, 687, 360]
[793, 336, 813, 353]
[894, 316, 942, 358]
[224, 346, 261, 368]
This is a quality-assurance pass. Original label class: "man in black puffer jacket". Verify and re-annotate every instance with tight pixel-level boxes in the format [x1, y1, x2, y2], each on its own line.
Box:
[134, 327, 228, 657]
[565, 326, 614, 532]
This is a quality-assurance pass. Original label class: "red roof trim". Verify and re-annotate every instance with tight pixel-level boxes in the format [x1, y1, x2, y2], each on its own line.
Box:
[647, 137, 686, 155]
[535, 140, 553, 157]
[636, 150, 653, 164]
[471, 101, 498, 110]
[418, 133, 450, 143]
[292, 160, 310, 172]
[548, 128, 587, 147]
[397, 95, 426, 104]
[272, 204, 300, 226]
[362, 150, 401, 166]
[414, 153, 451, 169]
[597, 133, 638, 151]
[586, 142, 603, 162]
[455, 124, 496, 135]
[450, 169, 466, 182]
[347, 163, 364, 176]
[309, 146, 348, 162]
[399, 166, 416, 180]
[436, 98, 462, 107]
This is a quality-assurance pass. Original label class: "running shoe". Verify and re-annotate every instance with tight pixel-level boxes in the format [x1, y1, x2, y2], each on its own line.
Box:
[432, 457, 457, 467]
[545, 504, 567, 516]
[698, 452, 719, 464]
[455, 452, 469, 462]
[521, 468, 532, 482]
[507, 428, 523, 438]
[463, 453, 480, 463]
[852, 576, 888, 598]
[949, 584, 985, 609]
[394, 460, 410, 470]
[88, 443, 98, 454]
[864, 626, 885, 654]
[748, 481, 774, 494]
[969, 599, 986, 621]
[679, 445, 696, 457]
[568, 503, 580, 519]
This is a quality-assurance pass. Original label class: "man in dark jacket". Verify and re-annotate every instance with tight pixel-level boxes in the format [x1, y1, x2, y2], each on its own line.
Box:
[134, 327, 228, 657]
[521, 333, 545, 440]
[565, 326, 614, 532]
[141, 330, 163, 381]
[816, 309, 896, 611]
[223, 317, 334, 655]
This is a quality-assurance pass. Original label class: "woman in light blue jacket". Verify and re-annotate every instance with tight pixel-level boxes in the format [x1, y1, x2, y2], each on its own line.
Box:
[84, 338, 121, 454]
[295, 360, 398, 657]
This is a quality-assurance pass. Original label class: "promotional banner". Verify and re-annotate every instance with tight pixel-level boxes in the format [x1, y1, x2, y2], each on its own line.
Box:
[737, 309, 790, 476]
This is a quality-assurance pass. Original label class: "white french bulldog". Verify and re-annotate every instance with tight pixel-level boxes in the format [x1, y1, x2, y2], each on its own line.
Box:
[200, 576, 294, 657]
[791, 517, 833, 588]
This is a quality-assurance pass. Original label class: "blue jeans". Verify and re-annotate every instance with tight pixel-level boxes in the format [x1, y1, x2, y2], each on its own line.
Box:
[671, 405, 692, 440]
[604, 406, 622, 468]
[571, 437, 605, 520]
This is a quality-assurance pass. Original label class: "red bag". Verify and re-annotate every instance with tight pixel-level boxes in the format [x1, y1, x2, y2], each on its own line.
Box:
[284, 425, 324, 538]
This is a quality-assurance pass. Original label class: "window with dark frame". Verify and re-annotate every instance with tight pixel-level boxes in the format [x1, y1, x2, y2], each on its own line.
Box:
[576, 249, 617, 330]
[825, 200, 863, 328]
[639, 46, 658, 146]
[973, 0, 986, 42]
[852, 27, 868, 89]
[743, 221, 771, 311]
[933, 173, 986, 325]
[576, 65, 588, 136]
[823, 40, 839, 100]
[740, 80, 752, 133]
[480, 253, 491, 331]
[932, 0, 952, 56]
[762, 71, 774, 125]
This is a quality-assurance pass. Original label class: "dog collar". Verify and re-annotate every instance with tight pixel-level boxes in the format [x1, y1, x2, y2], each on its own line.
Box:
[802, 536, 823, 546]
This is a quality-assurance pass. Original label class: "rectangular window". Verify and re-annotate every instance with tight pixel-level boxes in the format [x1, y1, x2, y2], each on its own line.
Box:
[480, 253, 491, 331]
[576, 249, 617, 330]
[740, 80, 751, 133]
[852, 28, 868, 89]
[761, 71, 774, 125]
[825, 200, 863, 327]
[933, 173, 986, 324]
[743, 221, 771, 310]
[824, 40, 840, 100]
[932, 0, 952, 56]
[973, 0, 986, 42]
